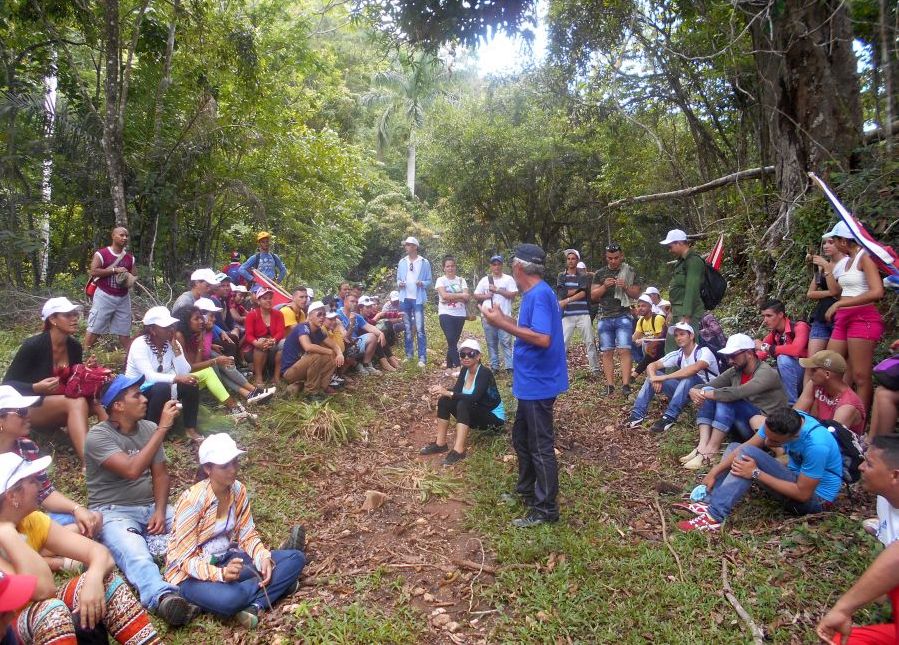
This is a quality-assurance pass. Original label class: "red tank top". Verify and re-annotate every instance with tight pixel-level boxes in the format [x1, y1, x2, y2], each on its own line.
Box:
[95, 247, 134, 297]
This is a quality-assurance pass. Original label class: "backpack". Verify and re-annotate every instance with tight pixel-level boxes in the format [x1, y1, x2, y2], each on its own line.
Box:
[698, 312, 730, 371]
[676, 345, 719, 381]
[807, 414, 865, 484]
[699, 259, 727, 310]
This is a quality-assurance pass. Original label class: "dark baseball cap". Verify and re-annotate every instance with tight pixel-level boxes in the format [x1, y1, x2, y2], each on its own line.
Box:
[512, 243, 545, 265]
[489, 254, 504, 264]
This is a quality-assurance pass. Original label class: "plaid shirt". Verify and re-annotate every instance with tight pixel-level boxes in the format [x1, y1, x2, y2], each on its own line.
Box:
[14, 438, 54, 504]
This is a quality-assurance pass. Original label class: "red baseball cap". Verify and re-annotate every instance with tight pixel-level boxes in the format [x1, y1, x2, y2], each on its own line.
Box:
[0, 571, 36, 612]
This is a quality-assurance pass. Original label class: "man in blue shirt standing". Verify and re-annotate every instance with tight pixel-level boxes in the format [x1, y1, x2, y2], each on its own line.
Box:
[482, 243, 568, 528]
[675, 407, 843, 532]
[238, 231, 287, 285]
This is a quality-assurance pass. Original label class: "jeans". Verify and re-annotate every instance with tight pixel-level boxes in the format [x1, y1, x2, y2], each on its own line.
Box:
[775, 354, 802, 406]
[178, 549, 305, 616]
[401, 299, 426, 362]
[95, 503, 178, 610]
[631, 375, 701, 421]
[482, 321, 513, 370]
[561, 314, 599, 372]
[598, 314, 633, 351]
[707, 443, 829, 521]
[696, 396, 762, 439]
[512, 398, 559, 520]
[439, 314, 467, 368]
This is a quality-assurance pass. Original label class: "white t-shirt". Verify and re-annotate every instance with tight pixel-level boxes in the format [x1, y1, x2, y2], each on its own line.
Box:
[474, 273, 518, 316]
[436, 276, 468, 317]
[875, 496, 899, 546]
[659, 344, 719, 383]
[403, 256, 420, 300]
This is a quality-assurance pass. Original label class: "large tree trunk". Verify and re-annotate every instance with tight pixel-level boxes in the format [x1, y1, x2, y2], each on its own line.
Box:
[39, 51, 57, 285]
[102, 0, 129, 227]
[406, 135, 417, 197]
[746, 0, 863, 299]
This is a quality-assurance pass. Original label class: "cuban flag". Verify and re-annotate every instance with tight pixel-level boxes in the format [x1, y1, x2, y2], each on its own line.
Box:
[704, 234, 724, 271]
[251, 269, 293, 307]
[808, 172, 899, 291]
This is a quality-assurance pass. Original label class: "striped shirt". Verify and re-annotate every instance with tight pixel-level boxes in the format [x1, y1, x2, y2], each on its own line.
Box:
[164, 479, 270, 585]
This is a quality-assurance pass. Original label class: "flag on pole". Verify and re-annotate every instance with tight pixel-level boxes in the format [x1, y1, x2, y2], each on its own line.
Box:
[808, 172, 899, 288]
[251, 269, 292, 308]
[704, 233, 724, 271]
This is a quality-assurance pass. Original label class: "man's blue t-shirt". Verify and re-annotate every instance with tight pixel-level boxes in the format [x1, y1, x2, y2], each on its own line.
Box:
[281, 323, 327, 374]
[758, 411, 843, 502]
[337, 311, 367, 341]
[513, 280, 568, 401]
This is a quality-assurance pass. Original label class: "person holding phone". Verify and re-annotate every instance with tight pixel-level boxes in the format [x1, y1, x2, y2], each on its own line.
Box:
[473, 255, 518, 373]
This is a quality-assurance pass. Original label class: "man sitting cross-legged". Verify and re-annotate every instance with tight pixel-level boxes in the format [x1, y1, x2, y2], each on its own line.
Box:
[86, 374, 199, 626]
[816, 434, 899, 644]
[280, 301, 342, 401]
[676, 408, 842, 533]
[628, 322, 718, 433]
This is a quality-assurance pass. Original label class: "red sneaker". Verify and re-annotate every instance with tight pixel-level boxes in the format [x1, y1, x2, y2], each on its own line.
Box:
[677, 512, 721, 533]
[671, 501, 709, 516]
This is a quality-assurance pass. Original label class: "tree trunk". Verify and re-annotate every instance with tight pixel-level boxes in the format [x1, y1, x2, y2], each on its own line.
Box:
[406, 136, 417, 197]
[39, 51, 57, 285]
[879, 0, 894, 154]
[102, 0, 129, 227]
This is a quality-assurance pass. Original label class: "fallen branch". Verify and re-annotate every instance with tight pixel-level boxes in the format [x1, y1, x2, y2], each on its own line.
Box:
[454, 558, 497, 575]
[607, 166, 775, 209]
[721, 559, 765, 644]
[653, 497, 685, 583]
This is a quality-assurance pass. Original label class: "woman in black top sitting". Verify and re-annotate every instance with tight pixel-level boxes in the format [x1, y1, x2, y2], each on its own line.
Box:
[420, 339, 505, 465]
[2, 298, 102, 461]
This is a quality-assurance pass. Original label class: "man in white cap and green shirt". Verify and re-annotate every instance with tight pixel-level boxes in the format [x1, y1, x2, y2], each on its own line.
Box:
[660, 229, 706, 352]
[396, 236, 432, 367]
[556, 249, 599, 376]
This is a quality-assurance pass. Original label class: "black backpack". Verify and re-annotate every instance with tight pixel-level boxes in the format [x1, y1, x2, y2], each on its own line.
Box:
[700, 260, 727, 310]
[806, 414, 865, 484]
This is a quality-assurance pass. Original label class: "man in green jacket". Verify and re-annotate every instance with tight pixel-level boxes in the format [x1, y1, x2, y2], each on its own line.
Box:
[661, 229, 706, 352]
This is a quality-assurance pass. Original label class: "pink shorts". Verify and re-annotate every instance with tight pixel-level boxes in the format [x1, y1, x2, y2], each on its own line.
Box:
[830, 304, 884, 342]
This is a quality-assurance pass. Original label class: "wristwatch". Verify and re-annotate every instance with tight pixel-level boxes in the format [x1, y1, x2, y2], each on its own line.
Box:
[751, 468, 760, 480]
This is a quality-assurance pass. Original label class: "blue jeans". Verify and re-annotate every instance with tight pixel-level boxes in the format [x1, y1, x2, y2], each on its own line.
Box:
[597, 314, 633, 351]
[96, 503, 178, 610]
[696, 396, 762, 439]
[178, 549, 305, 616]
[631, 375, 700, 421]
[482, 321, 513, 370]
[400, 299, 426, 362]
[776, 354, 802, 406]
[708, 443, 829, 521]
[512, 398, 559, 520]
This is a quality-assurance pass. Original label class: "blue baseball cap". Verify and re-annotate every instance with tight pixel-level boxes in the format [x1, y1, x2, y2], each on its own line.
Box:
[101, 374, 145, 409]
[489, 254, 504, 264]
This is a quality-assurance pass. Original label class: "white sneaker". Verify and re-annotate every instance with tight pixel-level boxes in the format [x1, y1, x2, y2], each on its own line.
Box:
[417, 361, 426, 368]
[365, 364, 382, 374]
[247, 388, 274, 405]
[230, 406, 256, 422]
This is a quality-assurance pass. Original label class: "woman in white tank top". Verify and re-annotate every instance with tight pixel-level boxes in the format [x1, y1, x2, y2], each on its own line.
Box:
[822, 223, 885, 412]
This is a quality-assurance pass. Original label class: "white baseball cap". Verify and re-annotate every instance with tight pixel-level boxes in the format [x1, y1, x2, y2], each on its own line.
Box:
[389, 290, 400, 301]
[576, 261, 586, 269]
[672, 321, 694, 335]
[325, 311, 339, 319]
[230, 284, 248, 293]
[198, 433, 246, 466]
[402, 236, 420, 247]
[0, 385, 40, 411]
[660, 229, 688, 245]
[0, 453, 52, 495]
[308, 300, 326, 313]
[459, 338, 482, 354]
[358, 296, 374, 306]
[563, 249, 580, 260]
[190, 268, 220, 284]
[718, 333, 756, 355]
[194, 297, 222, 313]
[142, 305, 179, 327]
[822, 221, 852, 240]
[306, 288, 314, 299]
[41, 297, 82, 321]
[645, 287, 660, 296]
[637, 294, 653, 305]
[658, 299, 671, 307]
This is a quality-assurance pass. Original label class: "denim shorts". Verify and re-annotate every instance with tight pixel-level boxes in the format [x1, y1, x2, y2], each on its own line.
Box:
[356, 332, 373, 353]
[809, 320, 833, 340]
[598, 313, 633, 351]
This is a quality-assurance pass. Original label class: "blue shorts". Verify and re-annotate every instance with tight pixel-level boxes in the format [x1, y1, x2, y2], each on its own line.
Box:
[598, 314, 633, 351]
[356, 333, 373, 353]
[809, 320, 833, 341]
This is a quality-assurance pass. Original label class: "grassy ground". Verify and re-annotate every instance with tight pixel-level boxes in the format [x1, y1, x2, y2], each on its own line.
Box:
[2, 314, 887, 643]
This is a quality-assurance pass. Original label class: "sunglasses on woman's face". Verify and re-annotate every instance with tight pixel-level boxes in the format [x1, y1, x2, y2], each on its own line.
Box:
[459, 351, 479, 359]
[0, 409, 29, 418]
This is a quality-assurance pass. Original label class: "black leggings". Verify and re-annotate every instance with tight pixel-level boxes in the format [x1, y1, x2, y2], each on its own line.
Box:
[439, 314, 467, 367]
[145, 382, 199, 427]
[437, 396, 503, 429]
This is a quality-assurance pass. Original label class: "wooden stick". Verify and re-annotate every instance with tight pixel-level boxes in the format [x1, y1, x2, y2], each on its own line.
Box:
[607, 166, 775, 209]
[721, 559, 765, 644]
[653, 497, 685, 583]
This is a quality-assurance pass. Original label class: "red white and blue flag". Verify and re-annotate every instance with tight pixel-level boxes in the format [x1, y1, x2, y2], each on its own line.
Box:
[808, 172, 899, 289]
[704, 234, 724, 271]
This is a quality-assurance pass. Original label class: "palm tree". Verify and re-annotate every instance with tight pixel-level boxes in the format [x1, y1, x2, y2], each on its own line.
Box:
[362, 52, 447, 197]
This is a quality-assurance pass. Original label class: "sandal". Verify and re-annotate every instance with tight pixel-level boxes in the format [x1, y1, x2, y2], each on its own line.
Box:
[679, 448, 699, 464]
[682, 452, 713, 471]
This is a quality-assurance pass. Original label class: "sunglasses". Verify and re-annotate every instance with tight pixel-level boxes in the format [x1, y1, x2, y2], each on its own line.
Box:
[0, 409, 29, 418]
[605, 243, 622, 252]
[459, 351, 479, 359]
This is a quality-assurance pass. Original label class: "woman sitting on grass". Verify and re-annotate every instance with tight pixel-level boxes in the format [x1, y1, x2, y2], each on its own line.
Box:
[2, 298, 104, 461]
[241, 288, 285, 389]
[0, 386, 102, 570]
[165, 434, 305, 630]
[420, 339, 505, 465]
[0, 452, 160, 644]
